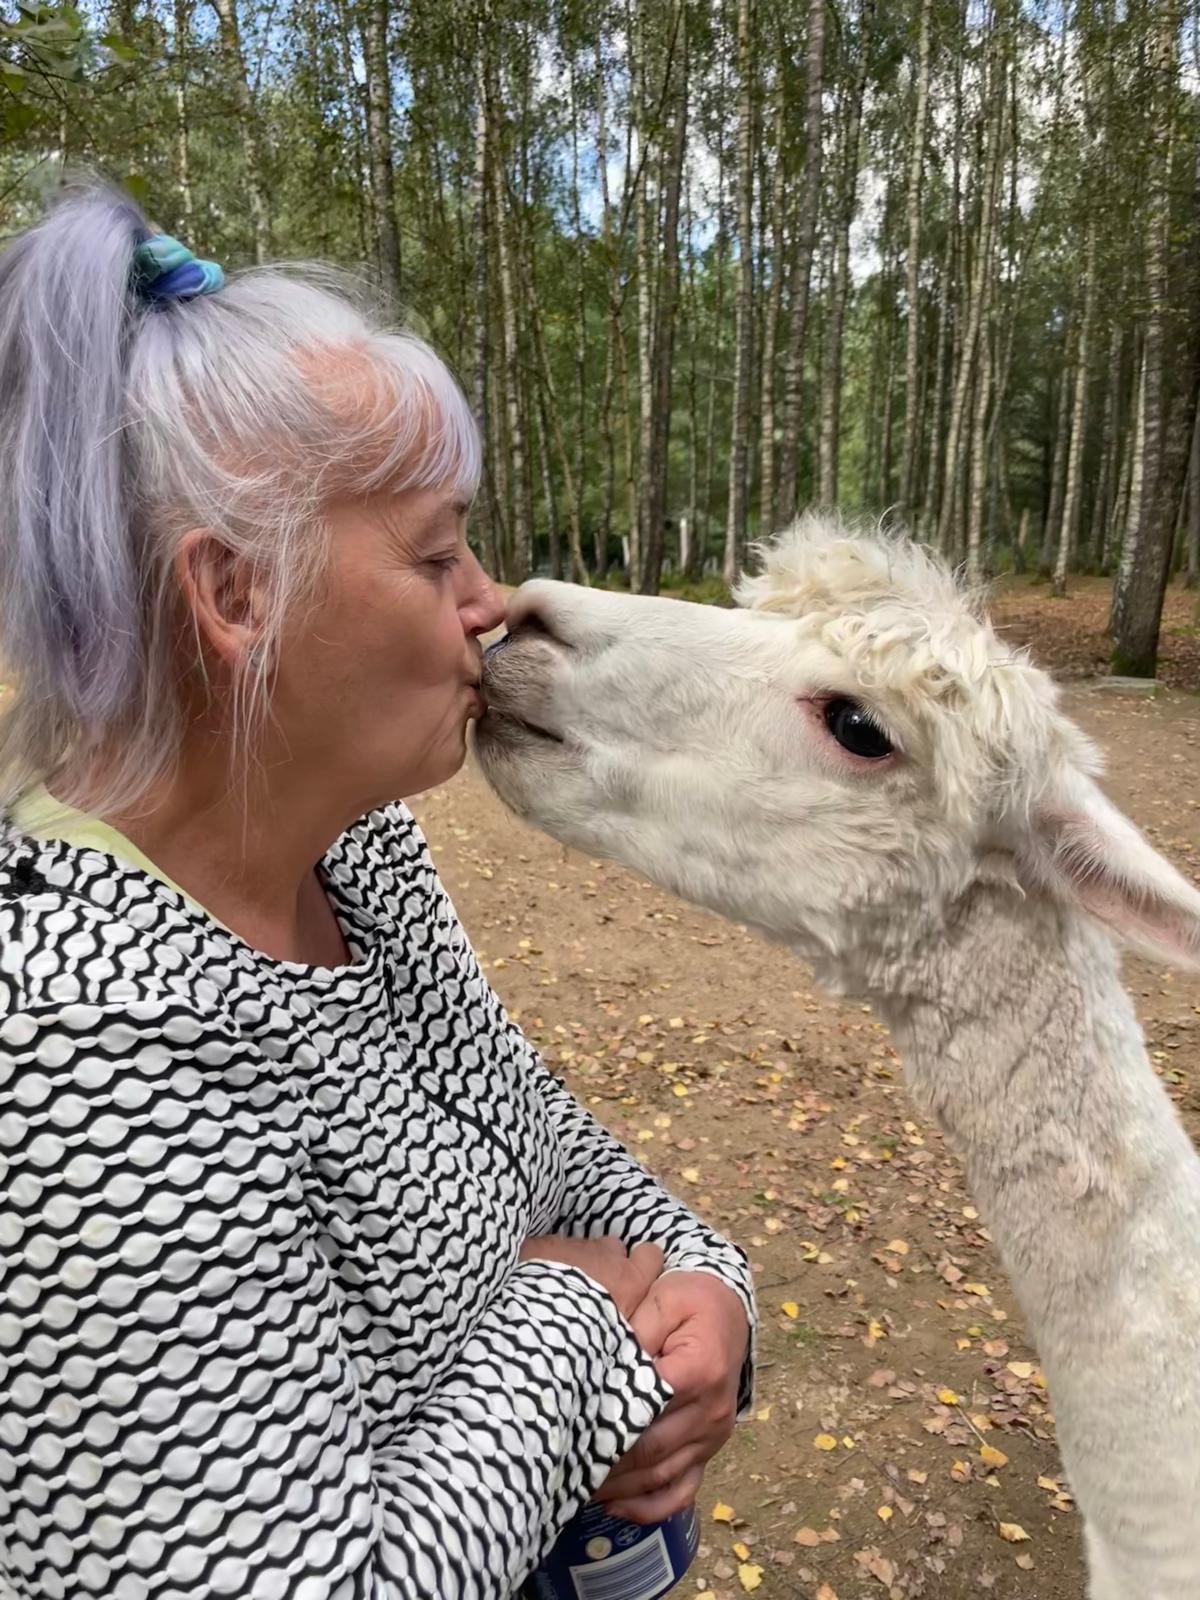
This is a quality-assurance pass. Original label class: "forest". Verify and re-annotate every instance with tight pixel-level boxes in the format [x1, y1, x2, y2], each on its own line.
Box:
[3, 0, 1200, 677]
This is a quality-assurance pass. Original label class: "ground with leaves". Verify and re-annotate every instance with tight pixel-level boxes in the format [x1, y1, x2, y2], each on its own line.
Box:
[410, 580, 1200, 1600]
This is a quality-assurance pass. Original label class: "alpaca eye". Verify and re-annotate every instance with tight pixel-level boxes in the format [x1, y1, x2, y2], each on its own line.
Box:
[823, 698, 893, 760]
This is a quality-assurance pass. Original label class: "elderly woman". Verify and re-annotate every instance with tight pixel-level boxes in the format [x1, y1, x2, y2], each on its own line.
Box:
[0, 187, 753, 1600]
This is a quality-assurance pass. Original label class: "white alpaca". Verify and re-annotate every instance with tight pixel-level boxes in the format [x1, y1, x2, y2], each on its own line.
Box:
[475, 518, 1200, 1600]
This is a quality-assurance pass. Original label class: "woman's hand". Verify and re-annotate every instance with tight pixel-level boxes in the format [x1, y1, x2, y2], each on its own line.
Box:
[518, 1235, 664, 1324]
[595, 1271, 749, 1524]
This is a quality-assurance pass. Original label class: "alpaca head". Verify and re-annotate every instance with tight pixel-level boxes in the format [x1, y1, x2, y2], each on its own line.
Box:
[476, 517, 1200, 978]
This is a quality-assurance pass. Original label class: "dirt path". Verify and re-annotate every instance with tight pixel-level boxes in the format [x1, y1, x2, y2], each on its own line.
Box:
[411, 592, 1200, 1600]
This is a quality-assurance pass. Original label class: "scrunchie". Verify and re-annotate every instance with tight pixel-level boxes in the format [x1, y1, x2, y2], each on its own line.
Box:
[131, 233, 225, 303]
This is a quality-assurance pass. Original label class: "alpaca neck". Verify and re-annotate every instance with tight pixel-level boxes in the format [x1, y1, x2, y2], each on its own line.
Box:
[852, 878, 1198, 1346]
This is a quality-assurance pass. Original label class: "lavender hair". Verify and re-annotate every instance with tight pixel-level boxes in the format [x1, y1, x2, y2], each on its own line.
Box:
[0, 182, 480, 815]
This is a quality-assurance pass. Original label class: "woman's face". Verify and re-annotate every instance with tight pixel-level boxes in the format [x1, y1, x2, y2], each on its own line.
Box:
[270, 485, 505, 811]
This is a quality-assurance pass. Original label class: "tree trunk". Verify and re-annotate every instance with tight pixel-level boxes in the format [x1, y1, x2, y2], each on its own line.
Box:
[1111, 3, 1179, 669]
[758, 83, 787, 538]
[1040, 326, 1075, 578]
[776, 0, 828, 526]
[471, 53, 499, 576]
[209, 0, 271, 262]
[900, 0, 933, 519]
[1086, 320, 1124, 573]
[1053, 221, 1098, 597]
[361, 0, 401, 294]
[937, 26, 1004, 557]
[491, 112, 532, 583]
[173, 0, 194, 241]
[534, 385, 561, 580]
[817, 28, 867, 507]
[632, 0, 655, 589]
[701, 41, 729, 568]
[1110, 348, 1147, 607]
[569, 51, 588, 580]
[920, 210, 954, 539]
[724, 0, 755, 586]
[642, 0, 689, 595]
[1186, 396, 1200, 589]
[1112, 111, 1196, 676]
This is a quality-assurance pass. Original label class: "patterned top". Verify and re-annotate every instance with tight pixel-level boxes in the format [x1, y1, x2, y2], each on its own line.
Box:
[0, 804, 754, 1600]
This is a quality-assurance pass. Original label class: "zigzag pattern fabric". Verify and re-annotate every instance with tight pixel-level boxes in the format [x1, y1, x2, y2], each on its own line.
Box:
[0, 805, 753, 1599]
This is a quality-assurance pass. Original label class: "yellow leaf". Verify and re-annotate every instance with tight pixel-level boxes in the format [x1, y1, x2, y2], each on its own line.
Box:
[877, 1505, 893, 1522]
[815, 1585, 839, 1600]
[1007, 1361, 1034, 1380]
[956, 1338, 972, 1351]
[937, 1388, 960, 1405]
[963, 1205, 979, 1220]
[886, 1239, 910, 1256]
[1037, 1476, 1060, 1492]
[680, 1166, 701, 1183]
[711, 1502, 735, 1524]
[907, 1468, 928, 1485]
[754, 1405, 772, 1422]
[866, 1319, 886, 1343]
[841, 1436, 855, 1450]
[950, 1460, 971, 1483]
[813, 1433, 838, 1451]
[668, 1017, 684, 1028]
[635, 1129, 655, 1143]
[980, 1444, 1010, 1469]
[963, 1282, 990, 1297]
[732, 1540, 750, 1560]
[830, 1156, 847, 1170]
[999, 1522, 1031, 1544]
[780, 1301, 799, 1319]
[672, 1082, 689, 1097]
[737, 1563, 763, 1593]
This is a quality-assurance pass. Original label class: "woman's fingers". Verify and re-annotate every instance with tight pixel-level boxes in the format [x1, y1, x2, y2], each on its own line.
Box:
[595, 1439, 700, 1505]
[601, 1462, 706, 1527]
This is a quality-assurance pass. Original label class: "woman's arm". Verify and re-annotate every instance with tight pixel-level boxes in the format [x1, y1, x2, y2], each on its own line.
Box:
[530, 1062, 756, 1413]
[0, 997, 671, 1600]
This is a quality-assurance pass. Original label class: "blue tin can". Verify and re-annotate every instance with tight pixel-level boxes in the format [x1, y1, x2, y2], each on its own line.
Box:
[523, 1502, 699, 1600]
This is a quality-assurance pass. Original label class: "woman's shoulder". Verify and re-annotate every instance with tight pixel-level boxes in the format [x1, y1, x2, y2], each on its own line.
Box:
[0, 830, 221, 1016]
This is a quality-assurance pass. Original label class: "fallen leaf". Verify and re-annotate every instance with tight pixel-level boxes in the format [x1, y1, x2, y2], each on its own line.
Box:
[950, 1460, 971, 1483]
[907, 1469, 928, 1485]
[998, 1523, 1031, 1544]
[980, 1444, 1009, 1469]
[712, 1502, 735, 1523]
[886, 1239, 909, 1256]
[793, 1528, 821, 1548]
[780, 1301, 799, 1319]
[732, 1540, 750, 1561]
[754, 1405, 772, 1422]
[737, 1562, 763, 1592]
[937, 1388, 960, 1405]
[1036, 1476, 1060, 1492]
[1006, 1361, 1034, 1380]
[1016, 1553, 1035, 1570]
[815, 1586, 838, 1600]
[876, 1505, 893, 1522]
[672, 1082, 689, 1098]
[813, 1433, 838, 1451]
[680, 1166, 701, 1183]
[962, 1282, 990, 1297]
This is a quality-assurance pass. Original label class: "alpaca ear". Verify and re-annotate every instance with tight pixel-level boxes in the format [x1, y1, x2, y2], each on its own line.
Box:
[1021, 771, 1200, 969]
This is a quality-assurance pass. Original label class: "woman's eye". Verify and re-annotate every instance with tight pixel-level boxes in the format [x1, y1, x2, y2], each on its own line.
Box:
[823, 697, 893, 760]
[425, 556, 459, 576]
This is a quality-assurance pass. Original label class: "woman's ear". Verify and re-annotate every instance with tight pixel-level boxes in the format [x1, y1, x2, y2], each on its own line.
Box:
[175, 531, 267, 669]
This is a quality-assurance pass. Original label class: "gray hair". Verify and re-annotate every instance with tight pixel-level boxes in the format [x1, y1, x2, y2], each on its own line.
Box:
[0, 182, 480, 815]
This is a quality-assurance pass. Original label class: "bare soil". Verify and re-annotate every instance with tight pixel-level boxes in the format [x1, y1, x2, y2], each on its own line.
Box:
[409, 576, 1200, 1600]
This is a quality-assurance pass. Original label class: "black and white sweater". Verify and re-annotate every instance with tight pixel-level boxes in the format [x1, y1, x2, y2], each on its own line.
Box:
[0, 804, 754, 1600]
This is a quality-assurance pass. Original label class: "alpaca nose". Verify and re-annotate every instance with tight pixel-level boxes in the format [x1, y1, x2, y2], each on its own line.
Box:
[505, 580, 586, 648]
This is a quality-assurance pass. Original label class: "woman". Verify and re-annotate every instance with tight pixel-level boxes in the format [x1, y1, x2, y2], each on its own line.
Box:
[0, 186, 753, 1599]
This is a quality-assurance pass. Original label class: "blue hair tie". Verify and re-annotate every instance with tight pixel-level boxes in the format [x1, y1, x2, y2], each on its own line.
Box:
[131, 233, 224, 304]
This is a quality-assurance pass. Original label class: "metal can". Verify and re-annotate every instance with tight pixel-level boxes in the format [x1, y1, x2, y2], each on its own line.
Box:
[522, 1502, 699, 1600]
